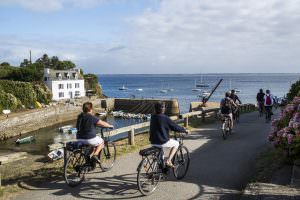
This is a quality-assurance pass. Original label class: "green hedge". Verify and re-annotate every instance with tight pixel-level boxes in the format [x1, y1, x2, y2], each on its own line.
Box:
[287, 79, 300, 101]
[0, 90, 22, 112]
[33, 83, 52, 104]
[0, 80, 52, 108]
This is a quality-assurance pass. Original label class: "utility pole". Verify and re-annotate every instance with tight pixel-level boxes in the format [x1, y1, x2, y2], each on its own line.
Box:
[29, 50, 32, 64]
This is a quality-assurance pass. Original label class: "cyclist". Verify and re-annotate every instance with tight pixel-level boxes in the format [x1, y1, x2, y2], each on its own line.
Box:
[220, 92, 237, 129]
[76, 102, 113, 163]
[264, 90, 274, 122]
[150, 101, 188, 168]
[256, 89, 265, 115]
[230, 89, 242, 121]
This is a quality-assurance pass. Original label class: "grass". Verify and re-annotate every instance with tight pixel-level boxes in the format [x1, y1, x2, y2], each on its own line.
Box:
[251, 147, 291, 182]
[0, 132, 151, 200]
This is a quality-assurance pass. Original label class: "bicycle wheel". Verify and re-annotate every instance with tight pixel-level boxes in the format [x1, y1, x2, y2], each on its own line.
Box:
[137, 156, 160, 196]
[172, 146, 190, 179]
[64, 149, 86, 187]
[99, 141, 116, 171]
[222, 121, 227, 140]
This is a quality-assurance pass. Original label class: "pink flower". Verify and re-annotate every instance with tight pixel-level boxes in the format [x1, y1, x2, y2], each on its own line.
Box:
[287, 134, 293, 144]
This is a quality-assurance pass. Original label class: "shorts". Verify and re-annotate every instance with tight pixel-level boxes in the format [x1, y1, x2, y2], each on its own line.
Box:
[77, 136, 103, 147]
[152, 139, 179, 149]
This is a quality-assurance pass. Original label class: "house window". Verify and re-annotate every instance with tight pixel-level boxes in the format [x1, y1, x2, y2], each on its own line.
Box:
[59, 92, 64, 98]
[67, 83, 72, 89]
[56, 73, 62, 80]
[58, 84, 64, 89]
[75, 83, 80, 88]
[75, 91, 80, 97]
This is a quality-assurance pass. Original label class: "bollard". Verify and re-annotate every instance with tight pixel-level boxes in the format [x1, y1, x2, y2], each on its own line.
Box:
[128, 128, 135, 145]
[184, 117, 189, 128]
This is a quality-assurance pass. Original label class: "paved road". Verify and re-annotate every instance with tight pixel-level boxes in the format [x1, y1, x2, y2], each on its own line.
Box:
[14, 111, 273, 200]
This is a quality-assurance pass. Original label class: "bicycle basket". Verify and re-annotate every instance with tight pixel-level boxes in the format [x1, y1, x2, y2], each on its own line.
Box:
[139, 147, 161, 156]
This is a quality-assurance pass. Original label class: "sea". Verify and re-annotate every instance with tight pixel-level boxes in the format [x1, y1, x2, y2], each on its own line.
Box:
[99, 73, 300, 113]
[0, 73, 299, 155]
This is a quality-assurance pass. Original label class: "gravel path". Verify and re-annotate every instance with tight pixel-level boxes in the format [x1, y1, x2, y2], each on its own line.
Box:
[13, 111, 272, 200]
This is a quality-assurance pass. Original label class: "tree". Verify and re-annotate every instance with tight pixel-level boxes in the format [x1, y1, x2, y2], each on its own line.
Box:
[20, 59, 30, 67]
[0, 62, 10, 67]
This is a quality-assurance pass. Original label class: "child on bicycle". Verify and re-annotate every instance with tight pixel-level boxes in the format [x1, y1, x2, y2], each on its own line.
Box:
[76, 102, 113, 162]
[149, 101, 188, 168]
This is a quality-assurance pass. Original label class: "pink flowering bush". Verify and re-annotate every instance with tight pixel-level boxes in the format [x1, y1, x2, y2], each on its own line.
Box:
[269, 96, 300, 157]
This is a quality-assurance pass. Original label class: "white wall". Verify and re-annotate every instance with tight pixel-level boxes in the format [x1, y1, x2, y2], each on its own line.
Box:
[46, 80, 85, 101]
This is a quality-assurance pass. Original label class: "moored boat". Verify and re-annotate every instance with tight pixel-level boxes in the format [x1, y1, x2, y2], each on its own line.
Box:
[47, 148, 64, 161]
[16, 135, 35, 144]
[68, 128, 78, 134]
[58, 125, 72, 133]
[119, 85, 128, 90]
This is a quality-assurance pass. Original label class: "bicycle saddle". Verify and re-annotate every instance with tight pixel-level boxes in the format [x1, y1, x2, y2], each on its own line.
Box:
[139, 146, 161, 156]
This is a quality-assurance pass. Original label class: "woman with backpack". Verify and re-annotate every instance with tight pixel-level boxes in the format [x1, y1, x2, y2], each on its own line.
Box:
[264, 89, 274, 122]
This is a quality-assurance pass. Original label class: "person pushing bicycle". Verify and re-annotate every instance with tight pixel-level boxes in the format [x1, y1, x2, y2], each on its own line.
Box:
[76, 102, 113, 163]
[150, 101, 188, 168]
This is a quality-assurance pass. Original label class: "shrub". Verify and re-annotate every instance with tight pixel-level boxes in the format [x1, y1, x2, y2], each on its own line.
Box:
[33, 83, 52, 104]
[287, 79, 300, 102]
[269, 97, 300, 157]
[0, 90, 21, 112]
[0, 80, 37, 107]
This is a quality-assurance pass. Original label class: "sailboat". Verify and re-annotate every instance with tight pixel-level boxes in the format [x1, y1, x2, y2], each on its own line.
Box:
[229, 80, 241, 93]
[196, 75, 209, 88]
[192, 80, 202, 91]
[119, 85, 128, 90]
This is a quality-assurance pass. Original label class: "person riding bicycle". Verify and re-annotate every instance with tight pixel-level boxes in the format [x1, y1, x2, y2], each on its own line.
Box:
[264, 90, 274, 121]
[76, 102, 113, 163]
[220, 92, 237, 129]
[256, 89, 265, 114]
[230, 89, 242, 120]
[150, 101, 188, 168]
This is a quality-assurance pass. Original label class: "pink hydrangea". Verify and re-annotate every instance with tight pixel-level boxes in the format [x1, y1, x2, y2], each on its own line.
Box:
[293, 122, 300, 129]
[287, 134, 294, 144]
[292, 97, 300, 104]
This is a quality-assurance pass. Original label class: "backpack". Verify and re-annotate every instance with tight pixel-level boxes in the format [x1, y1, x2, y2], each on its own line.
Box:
[221, 98, 231, 114]
[266, 95, 272, 105]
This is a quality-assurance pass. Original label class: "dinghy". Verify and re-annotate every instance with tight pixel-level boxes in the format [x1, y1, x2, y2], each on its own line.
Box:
[16, 136, 35, 145]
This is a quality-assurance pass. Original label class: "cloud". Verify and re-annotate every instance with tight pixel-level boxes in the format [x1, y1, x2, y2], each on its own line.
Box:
[0, 0, 106, 12]
[1, 0, 300, 73]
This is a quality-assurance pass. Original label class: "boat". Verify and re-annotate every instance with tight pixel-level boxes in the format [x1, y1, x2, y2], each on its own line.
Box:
[160, 89, 168, 93]
[167, 88, 174, 92]
[119, 85, 128, 90]
[16, 135, 35, 144]
[47, 149, 64, 161]
[196, 76, 209, 88]
[233, 88, 241, 93]
[68, 128, 77, 134]
[198, 90, 210, 98]
[136, 88, 143, 91]
[58, 125, 72, 133]
[192, 88, 202, 92]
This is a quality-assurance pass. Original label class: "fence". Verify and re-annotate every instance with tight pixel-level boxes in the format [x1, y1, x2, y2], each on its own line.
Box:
[48, 103, 256, 151]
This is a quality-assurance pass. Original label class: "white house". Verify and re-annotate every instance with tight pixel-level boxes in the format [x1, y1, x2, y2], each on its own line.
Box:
[43, 68, 85, 101]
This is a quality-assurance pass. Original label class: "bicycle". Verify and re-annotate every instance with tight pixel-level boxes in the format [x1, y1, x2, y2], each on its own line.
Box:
[64, 127, 116, 187]
[137, 132, 190, 196]
[257, 101, 264, 117]
[221, 114, 232, 140]
[265, 106, 272, 123]
[233, 105, 240, 123]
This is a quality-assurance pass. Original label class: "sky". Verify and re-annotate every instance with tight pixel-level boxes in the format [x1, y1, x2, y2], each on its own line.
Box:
[0, 0, 300, 74]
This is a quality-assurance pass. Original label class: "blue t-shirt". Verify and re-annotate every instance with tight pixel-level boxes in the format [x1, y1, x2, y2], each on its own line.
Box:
[149, 114, 186, 145]
[76, 113, 99, 139]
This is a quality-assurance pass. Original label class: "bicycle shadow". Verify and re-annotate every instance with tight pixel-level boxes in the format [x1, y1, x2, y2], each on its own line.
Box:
[19, 172, 144, 199]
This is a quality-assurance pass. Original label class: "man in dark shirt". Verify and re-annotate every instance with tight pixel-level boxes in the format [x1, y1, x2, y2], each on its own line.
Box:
[76, 102, 113, 161]
[256, 89, 265, 114]
[150, 102, 188, 168]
